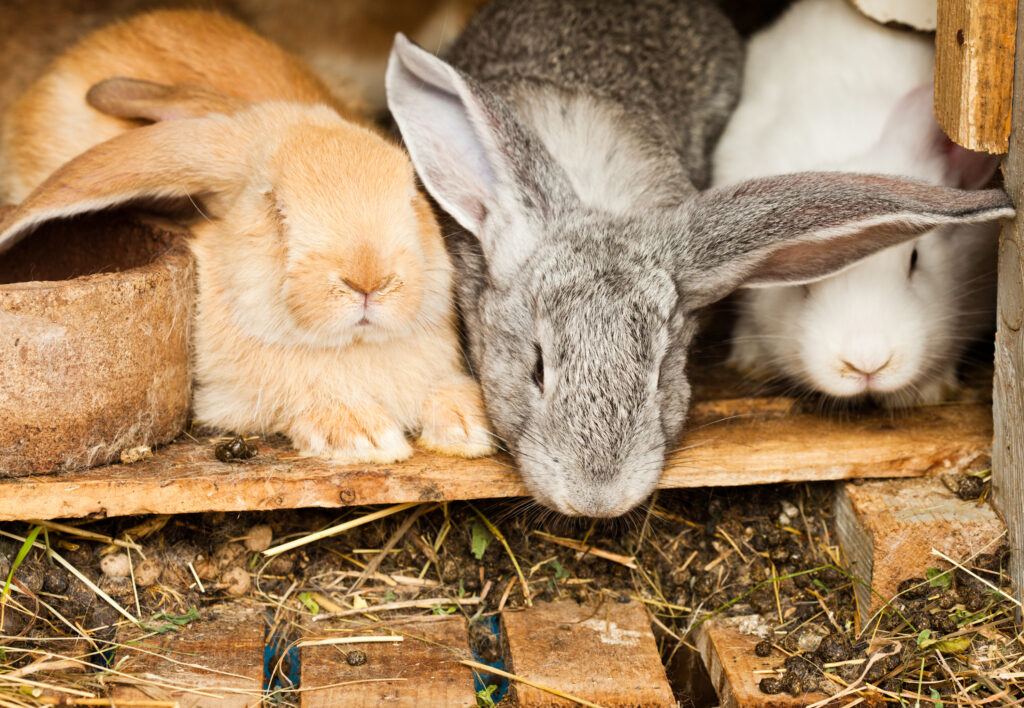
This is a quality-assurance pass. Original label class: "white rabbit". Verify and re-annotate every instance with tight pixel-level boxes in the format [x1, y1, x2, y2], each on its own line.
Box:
[716, 0, 1001, 406]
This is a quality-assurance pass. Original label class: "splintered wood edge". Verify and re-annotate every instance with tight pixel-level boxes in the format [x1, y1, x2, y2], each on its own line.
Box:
[833, 484, 877, 624]
[0, 400, 993, 521]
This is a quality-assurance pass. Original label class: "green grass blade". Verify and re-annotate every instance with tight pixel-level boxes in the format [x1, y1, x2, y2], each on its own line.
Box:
[2, 524, 43, 602]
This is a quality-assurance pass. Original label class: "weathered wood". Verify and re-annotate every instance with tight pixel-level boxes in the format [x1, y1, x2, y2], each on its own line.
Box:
[993, 0, 1024, 608]
[109, 602, 265, 707]
[693, 615, 829, 708]
[935, 0, 1017, 153]
[299, 616, 474, 708]
[834, 477, 1005, 621]
[501, 599, 674, 707]
[0, 400, 993, 521]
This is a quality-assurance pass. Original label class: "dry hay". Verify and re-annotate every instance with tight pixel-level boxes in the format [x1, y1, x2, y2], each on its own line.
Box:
[0, 470, 1019, 707]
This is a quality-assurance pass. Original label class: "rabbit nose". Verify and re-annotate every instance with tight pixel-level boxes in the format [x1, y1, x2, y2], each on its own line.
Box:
[342, 275, 396, 296]
[840, 355, 893, 377]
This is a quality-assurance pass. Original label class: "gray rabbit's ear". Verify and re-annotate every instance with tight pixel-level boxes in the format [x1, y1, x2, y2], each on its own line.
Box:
[386, 33, 572, 274]
[679, 172, 1013, 308]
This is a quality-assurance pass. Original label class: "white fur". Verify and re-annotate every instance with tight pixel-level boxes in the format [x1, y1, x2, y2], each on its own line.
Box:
[716, 0, 998, 405]
[511, 86, 672, 214]
[712, 0, 935, 186]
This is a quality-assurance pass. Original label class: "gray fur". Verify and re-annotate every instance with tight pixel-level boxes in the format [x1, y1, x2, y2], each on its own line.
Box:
[386, 0, 1013, 517]
[445, 0, 742, 191]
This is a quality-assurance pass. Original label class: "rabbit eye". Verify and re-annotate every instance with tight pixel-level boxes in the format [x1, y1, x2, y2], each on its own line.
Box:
[532, 344, 544, 393]
[909, 248, 919, 275]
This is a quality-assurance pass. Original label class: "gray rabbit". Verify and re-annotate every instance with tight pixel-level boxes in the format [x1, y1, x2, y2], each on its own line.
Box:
[385, 0, 1013, 517]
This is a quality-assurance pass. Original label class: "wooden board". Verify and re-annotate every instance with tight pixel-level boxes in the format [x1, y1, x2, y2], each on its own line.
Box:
[935, 0, 1017, 153]
[834, 477, 1005, 621]
[993, 0, 1024, 608]
[299, 616, 474, 708]
[109, 602, 265, 708]
[501, 599, 674, 707]
[0, 399, 993, 520]
[693, 615, 829, 708]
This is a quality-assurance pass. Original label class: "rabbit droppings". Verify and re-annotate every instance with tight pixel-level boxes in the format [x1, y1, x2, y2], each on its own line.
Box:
[714, 0, 1002, 407]
[0, 10, 495, 464]
[385, 0, 1013, 516]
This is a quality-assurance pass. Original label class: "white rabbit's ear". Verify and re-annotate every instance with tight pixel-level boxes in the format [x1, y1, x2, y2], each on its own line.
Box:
[386, 34, 574, 277]
[678, 172, 1014, 308]
[879, 84, 1000, 190]
[0, 116, 245, 255]
[87, 77, 250, 122]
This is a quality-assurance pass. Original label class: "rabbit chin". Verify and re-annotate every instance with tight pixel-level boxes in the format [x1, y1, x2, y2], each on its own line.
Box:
[514, 441, 663, 518]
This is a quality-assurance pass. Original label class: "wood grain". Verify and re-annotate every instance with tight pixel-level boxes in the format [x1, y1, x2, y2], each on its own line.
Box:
[693, 615, 829, 708]
[935, 0, 1017, 153]
[834, 477, 1005, 622]
[993, 0, 1024, 608]
[501, 599, 674, 707]
[0, 400, 993, 521]
[299, 617, 474, 708]
[109, 602, 265, 707]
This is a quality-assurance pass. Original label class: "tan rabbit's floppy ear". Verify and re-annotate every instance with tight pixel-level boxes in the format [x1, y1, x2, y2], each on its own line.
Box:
[87, 77, 250, 122]
[0, 116, 246, 255]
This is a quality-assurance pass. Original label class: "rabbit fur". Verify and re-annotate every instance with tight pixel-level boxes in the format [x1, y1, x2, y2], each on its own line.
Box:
[385, 0, 1013, 516]
[714, 0, 1001, 406]
[0, 10, 495, 463]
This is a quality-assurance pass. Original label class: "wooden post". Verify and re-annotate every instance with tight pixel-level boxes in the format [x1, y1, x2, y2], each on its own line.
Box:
[834, 477, 1005, 622]
[298, 617, 475, 708]
[993, 0, 1024, 607]
[501, 599, 675, 707]
[109, 603, 266, 707]
[692, 615, 829, 708]
[935, 0, 1017, 153]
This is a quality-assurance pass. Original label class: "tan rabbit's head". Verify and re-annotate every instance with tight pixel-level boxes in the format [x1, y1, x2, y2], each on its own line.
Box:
[0, 79, 453, 348]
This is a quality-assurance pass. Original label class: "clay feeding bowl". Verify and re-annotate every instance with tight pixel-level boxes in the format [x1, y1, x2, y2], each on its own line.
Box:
[0, 207, 194, 476]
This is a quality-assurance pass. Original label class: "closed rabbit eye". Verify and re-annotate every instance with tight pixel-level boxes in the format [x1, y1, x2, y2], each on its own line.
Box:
[908, 247, 919, 276]
[532, 344, 544, 393]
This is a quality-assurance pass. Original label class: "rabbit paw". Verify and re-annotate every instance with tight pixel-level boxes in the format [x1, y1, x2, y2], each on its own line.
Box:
[726, 331, 774, 381]
[417, 381, 496, 458]
[290, 406, 413, 464]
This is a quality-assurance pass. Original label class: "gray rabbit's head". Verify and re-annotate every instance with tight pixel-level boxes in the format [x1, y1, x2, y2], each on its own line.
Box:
[387, 35, 1013, 517]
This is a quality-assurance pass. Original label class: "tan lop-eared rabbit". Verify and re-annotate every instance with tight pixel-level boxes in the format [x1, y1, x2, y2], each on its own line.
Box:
[0, 10, 495, 463]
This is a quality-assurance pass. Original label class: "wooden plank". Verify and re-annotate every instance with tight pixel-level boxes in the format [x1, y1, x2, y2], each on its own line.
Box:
[299, 616, 474, 708]
[693, 615, 829, 708]
[993, 0, 1024, 608]
[0, 400, 993, 520]
[935, 0, 1017, 153]
[109, 602, 265, 707]
[501, 599, 674, 707]
[835, 477, 1005, 621]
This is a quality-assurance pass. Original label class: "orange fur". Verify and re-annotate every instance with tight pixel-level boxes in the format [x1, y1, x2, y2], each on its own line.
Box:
[0, 10, 495, 463]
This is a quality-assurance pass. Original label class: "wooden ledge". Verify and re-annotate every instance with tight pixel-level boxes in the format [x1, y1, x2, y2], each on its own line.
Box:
[0, 399, 993, 521]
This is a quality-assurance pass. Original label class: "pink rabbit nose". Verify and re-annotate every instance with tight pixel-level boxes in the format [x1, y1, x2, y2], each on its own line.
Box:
[840, 355, 893, 378]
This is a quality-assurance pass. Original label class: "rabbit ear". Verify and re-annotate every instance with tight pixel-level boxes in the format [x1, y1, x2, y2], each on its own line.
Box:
[0, 116, 245, 255]
[87, 77, 249, 122]
[386, 33, 574, 275]
[878, 84, 1000, 190]
[679, 172, 1013, 307]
